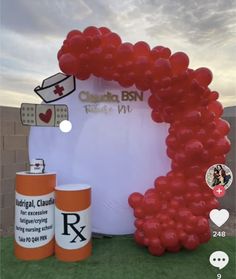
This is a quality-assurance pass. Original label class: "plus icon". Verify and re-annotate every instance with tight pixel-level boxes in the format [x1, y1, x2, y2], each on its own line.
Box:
[213, 185, 225, 198]
[217, 188, 222, 194]
[54, 85, 64, 96]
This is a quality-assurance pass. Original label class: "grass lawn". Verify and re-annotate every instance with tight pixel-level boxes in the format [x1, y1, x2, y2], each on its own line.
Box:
[1, 236, 235, 279]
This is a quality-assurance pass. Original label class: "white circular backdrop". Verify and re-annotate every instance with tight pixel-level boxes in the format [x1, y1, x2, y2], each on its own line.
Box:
[29, 76, 170, 235]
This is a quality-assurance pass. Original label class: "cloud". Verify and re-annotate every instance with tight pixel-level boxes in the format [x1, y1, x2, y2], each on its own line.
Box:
[0, 0, 235, 108]
[139, 0, 236, 46]
[1, 0, 92, 38]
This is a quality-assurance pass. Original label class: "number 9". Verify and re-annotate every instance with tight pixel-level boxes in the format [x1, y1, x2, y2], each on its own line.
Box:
[217, 274, 222, 279]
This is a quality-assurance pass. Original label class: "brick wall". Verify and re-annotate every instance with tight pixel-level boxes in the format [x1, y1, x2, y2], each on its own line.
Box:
[0, 107, 29, 236]
[0, 106, 235, 236]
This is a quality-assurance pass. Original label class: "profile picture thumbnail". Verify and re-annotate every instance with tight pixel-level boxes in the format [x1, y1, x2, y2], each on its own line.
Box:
[205, 164, 233, 190]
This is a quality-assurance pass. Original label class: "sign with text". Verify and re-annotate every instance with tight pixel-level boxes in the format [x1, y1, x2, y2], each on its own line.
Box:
[15, 192, 54, 248]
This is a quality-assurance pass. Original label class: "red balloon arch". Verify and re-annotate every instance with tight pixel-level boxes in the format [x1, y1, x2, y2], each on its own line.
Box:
[58, 26, 231, 256]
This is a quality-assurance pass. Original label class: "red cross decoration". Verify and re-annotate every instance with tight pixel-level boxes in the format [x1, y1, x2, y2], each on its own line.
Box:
[54, 85, 64, 96]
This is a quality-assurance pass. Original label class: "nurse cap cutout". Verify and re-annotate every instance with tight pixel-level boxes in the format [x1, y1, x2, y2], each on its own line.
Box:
[39, 26, 231, 256]
[34, 73, 75, 103]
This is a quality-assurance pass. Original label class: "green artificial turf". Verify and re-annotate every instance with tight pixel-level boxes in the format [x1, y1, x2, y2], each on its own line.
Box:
[0, 236, 235, 279]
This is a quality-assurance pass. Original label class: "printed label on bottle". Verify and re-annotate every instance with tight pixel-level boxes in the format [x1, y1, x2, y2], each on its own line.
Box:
[55, 206, 91, 250]
[15, 191, 54, 248]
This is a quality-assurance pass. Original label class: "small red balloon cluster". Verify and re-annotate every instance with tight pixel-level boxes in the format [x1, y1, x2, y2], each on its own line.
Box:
[58, 26, 231, 256]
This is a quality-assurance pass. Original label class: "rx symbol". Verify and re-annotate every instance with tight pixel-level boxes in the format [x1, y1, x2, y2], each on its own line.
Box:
[61, 213, 87, 243]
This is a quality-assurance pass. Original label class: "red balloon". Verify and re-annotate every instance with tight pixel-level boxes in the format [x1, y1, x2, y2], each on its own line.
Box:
[135, 79, 150, 91]
[151, 46, 171, 59]
[185, 140, 204, 157]
[134, 230, 145, 246]
[57, 49, 64, 60]
[167, 244, 181, 253]
[153, 58, 172, 78]
[195, 128, 207, 141]
[102, 53, 114, 66]
[169, 179, 186, 194]
[151, 110, 162, 123]
[208, 101, 223, 118]
[90, 47, 103, 65]
[214, 136, 231, 155]
[198, 230, 211, 243]
[170, 52, 189, 74]
[144, 188, 156, 197]
[183, 234, 200, 250]
[117, 43, 134, 60]
[118, 75, 134, 88]
[194, 67, 213, 86]
[69, 35, 86, 54]
[144, 237, 150, 246]
[66, 29, 83, 40]
[160, 48, 171, 58]
[154, 176, 168, 191]
[149, 237, 161, 247]
[178, 231, 188, 243]
[183, 110, 201, 124]
[209, 91, 219, 101]
[134, 219, 144, 230]
[143, 196, 160, 214]
[76, 67, 91, 79]
[134, 207, 145, 218]
[169, 201, 182, 211]
[148, 95, 159, 110]
[187, 181, 201, 193]
[134, 41, 150, 57]
[186, 215, 198, 226]
[184, 224, 195, 234]
[143, 219, 160, 237]
[148, 245, 165, 256]
[216, 118, 230, 135]
[83, 26, 101, 37]
[158, 213, 171, 223]
[128, 192, 143, 208]
[99, 26, 111, 35]
[85, 35, 101, 48]
[161, 230, 179, 248]
[144, 70, 153, 81]
[103, 32, 122, 47]
[78, 53, 90, 67]
[196, 217, 209, 234]
[177, 127, 193, 142]
[206, 198, 219, 211]
[59, 54, 78, 75]
[134, 56, 150, 73]
[166, 135, 178, 148]
[177, 209, 192, 221]
[165, 219, 176, 228]
[190, 201, 206, 216]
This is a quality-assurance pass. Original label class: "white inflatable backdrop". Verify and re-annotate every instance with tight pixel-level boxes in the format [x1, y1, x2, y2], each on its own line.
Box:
[29, 76, 170, 235]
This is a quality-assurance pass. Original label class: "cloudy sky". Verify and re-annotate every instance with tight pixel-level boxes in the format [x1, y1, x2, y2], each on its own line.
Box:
[1, 0, 235, 107]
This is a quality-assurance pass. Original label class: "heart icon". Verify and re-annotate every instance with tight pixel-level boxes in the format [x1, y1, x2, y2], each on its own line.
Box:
[39, 109, 52, 123]
[210, 209, 229, 227]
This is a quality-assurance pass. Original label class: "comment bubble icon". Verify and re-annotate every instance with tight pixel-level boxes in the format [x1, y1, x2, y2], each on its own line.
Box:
[209, 251, 229, 270]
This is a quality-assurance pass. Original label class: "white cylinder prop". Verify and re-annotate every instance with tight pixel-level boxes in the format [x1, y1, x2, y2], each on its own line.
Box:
[55, 184, 92, 262]
[14, 172, 56, 260]
[29, 76, 170, 234]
